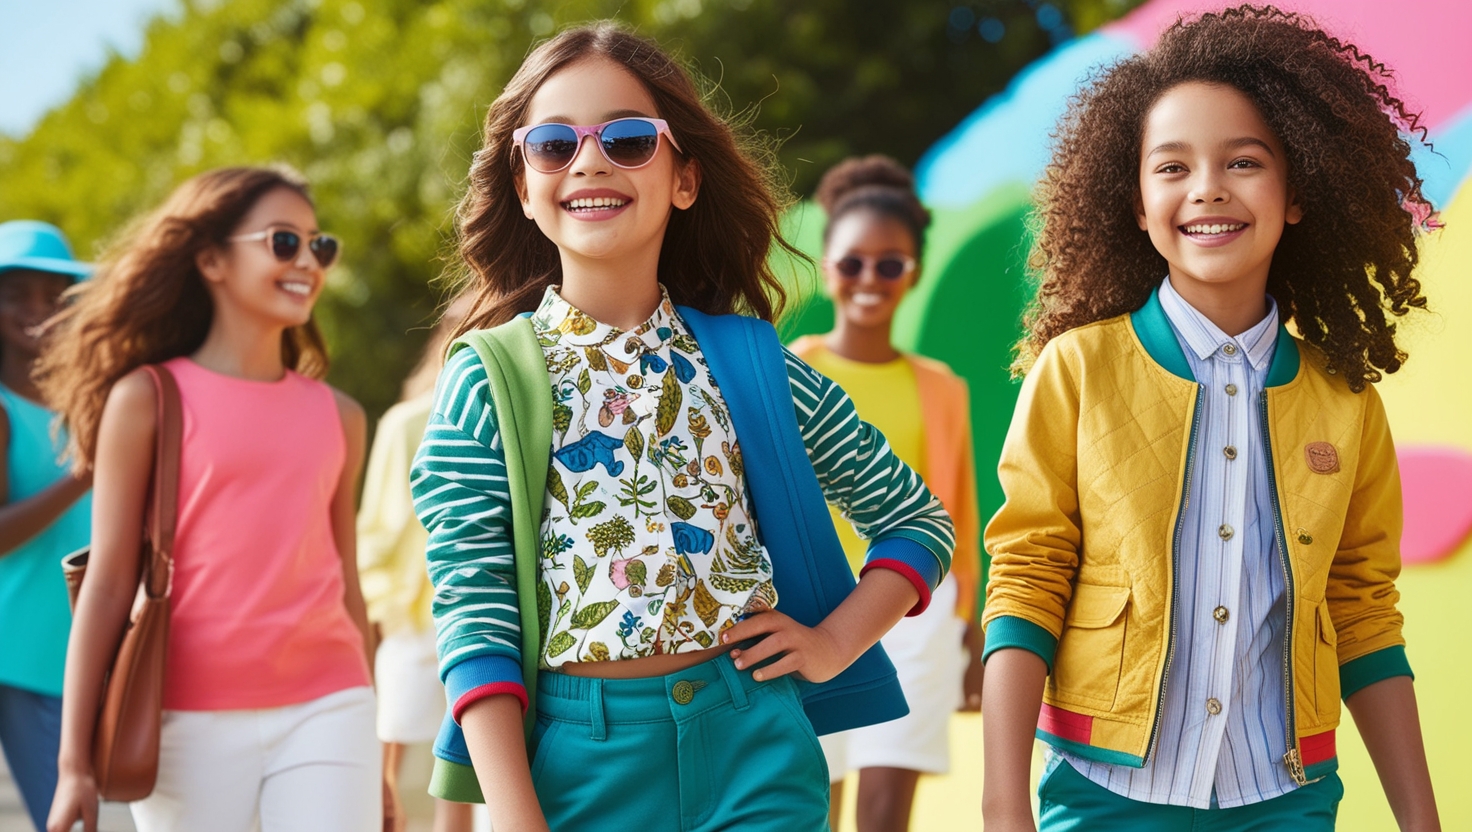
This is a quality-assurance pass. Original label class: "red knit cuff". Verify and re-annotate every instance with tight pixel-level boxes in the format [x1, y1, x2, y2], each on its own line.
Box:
[451, 682, 529, 723]
[861, 558, 932, 616]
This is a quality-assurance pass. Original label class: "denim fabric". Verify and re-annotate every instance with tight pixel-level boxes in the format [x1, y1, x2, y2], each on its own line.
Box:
[0, 683, 62, 831]
[531, 653, 829, 831]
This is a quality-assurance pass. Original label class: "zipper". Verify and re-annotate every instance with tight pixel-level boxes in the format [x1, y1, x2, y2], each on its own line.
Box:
[1145, 384, 1203, 765]
[1260, 389, 1306, 786]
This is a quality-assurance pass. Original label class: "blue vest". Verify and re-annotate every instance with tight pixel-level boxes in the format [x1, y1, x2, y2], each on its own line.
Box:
[429, 309, 906, 802]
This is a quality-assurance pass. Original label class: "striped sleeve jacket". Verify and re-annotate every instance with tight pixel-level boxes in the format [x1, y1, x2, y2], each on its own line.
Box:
[411, 341, 954, 709]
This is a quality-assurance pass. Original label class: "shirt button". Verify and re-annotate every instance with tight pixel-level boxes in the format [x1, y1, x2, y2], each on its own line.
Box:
[1223, 344, 1238, 356]
[1206, 698, 1222, 715]
[1213, 606, 1230, 623]
[1223, 445, 1237, 460]
[1297, 530, 1314, 545]
[1218, 524, 1234, 541]
[1225, 384, 1238, 396]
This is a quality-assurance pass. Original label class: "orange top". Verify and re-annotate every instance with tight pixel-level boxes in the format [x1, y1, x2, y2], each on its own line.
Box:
[161, 358, 369, 710]
[790, 337, 983, 621]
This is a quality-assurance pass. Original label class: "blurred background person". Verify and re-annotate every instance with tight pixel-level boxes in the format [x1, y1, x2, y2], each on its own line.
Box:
[790, 156, 984, 832]
[0, 221, 93, 832]
[358, 294, 479, 832]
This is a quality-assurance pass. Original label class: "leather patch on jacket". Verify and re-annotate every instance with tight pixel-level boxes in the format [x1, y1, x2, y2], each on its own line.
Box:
[1305, 442, 1340, 474]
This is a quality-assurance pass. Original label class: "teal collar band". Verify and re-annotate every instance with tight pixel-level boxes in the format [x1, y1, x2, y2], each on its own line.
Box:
[1129, 287, 1300, 388]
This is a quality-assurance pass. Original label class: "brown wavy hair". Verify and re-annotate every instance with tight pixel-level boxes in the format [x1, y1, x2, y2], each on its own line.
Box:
[1019, 4, 1433, 391]
[35, 166, 329, 468]
[449, 21, 800, 338]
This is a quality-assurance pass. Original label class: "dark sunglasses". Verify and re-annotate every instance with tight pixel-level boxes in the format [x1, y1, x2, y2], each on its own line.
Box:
[511, 117, 682, 174]
[827, 254, 916, 281]
[227, 227, 341, 269]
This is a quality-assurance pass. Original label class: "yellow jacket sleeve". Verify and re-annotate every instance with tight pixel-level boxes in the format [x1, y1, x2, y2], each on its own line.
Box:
[981, 340, 1083, 667]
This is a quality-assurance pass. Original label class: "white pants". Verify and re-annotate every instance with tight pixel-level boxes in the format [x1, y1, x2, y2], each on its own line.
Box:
[131, 686, 381, 832]
[821, 576, 967, 778]
[374, 629, 445, 744]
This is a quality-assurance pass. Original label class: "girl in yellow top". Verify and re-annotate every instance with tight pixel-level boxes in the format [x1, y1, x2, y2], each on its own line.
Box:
[790, 155, 983, 832]
[981, 8, 1438, 831]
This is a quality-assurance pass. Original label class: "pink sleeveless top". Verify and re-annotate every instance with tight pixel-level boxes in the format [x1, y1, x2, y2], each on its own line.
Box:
[161, 358, 369, 710]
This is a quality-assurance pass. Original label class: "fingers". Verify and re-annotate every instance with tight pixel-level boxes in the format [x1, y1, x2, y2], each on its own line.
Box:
[720, 610, 788, 645]
[746, 652, 805, 682]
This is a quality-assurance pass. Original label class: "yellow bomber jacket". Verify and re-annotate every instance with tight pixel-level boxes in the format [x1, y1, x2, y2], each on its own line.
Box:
[982, 290, 1412, 784]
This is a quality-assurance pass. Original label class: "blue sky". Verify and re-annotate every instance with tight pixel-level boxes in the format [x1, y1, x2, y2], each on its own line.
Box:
[0, 0, 177, 137]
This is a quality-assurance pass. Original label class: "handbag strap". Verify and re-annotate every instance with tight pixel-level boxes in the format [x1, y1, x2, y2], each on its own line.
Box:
[141, 365, 183, 600]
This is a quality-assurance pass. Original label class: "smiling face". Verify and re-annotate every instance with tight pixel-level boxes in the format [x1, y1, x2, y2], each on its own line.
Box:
[515, 55, 698, 272]
[196, 186, 326, 329]
[823, 210, 919, 332]
[1137, 81, 1302, 301]
[0, 268, 72, 361]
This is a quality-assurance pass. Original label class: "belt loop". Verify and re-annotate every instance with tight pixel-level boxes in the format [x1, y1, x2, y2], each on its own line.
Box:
[716, 654, 750, 712]
[589, 679, 607, 741]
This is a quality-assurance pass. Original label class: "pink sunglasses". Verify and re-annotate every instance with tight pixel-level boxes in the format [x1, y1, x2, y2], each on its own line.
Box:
[512, 118, 682, 173]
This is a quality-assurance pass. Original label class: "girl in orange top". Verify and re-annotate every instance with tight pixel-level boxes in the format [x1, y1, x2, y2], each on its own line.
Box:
[790, 155, 983, 832]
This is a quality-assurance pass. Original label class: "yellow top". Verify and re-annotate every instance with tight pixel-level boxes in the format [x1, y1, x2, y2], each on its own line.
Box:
[357, 393, 433, 635]
[800, 345, 928, 575]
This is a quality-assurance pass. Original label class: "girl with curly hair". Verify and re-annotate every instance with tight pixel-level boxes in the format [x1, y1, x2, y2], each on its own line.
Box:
[980, 6, 1440, 830]
[42, 167, 382, 832]
[410, 22, 954, 832]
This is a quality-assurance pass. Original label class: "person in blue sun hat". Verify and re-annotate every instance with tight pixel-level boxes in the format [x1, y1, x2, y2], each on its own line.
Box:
[0, 220, 93, 832]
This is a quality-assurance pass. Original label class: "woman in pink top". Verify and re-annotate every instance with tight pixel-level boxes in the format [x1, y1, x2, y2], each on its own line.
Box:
[39, 167, 381, 832]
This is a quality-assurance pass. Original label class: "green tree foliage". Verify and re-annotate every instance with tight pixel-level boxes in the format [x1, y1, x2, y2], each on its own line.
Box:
[0, 0, 1140, 421]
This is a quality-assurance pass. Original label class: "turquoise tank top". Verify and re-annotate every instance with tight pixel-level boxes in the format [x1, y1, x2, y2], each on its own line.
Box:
[0, 383, 90, 695]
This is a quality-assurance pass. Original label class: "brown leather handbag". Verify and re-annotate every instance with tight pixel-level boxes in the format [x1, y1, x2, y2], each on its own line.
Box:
[60, 364, 182, 802]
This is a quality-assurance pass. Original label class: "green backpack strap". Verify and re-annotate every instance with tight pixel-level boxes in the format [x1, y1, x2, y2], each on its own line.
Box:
[455, 316, 552, 737]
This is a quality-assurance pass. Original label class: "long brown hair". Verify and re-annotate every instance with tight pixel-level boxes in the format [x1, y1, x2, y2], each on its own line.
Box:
[36, 166, 329, 468]
[450, 21, 799, 339]
[1019, 4, 1432, 390]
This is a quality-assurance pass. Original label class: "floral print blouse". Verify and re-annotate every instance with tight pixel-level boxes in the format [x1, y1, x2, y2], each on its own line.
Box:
[532, 286, 776, 667]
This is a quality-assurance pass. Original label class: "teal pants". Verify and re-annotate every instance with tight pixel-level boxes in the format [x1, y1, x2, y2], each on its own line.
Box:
[1039, 757, 1343, 831]
[531, 653, 829, 831]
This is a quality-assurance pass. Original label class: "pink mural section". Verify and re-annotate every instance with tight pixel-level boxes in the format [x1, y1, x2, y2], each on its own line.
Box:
[1400, 448, 1472, 564]
[1104, 1, 1472, 130]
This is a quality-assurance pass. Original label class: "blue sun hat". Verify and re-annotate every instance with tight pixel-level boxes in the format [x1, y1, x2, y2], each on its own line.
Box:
[0, 221, 93, 280]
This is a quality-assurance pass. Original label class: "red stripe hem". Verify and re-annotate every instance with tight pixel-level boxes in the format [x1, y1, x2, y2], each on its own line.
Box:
[1038, 703, 1093, 745]
[861, 559, 931, 615]
[451, 682, 529, 723]
[1300, 729, 1336, 766]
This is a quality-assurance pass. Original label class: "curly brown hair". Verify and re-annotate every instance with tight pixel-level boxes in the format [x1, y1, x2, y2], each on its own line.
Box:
[1019, 4, 1432, 390]
[35, 167, 329, 469]
[449, 21, 802, 338]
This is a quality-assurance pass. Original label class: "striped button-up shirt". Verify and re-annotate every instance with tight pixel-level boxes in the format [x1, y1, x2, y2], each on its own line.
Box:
[1061, 277, 1297, 808]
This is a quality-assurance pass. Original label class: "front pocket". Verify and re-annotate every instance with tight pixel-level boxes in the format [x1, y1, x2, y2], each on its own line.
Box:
[1050, 583, 1131, 710]
[528, 717, 563, 787]
[1313, 601, 1339, 719]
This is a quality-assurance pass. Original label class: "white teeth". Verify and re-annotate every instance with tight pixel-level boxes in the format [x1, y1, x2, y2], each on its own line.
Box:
[852, 292, 884, 307]
[1183, 222, 1246, 235]
[279, 281, 312, 297]
[23, 324, 45, 338]
[564, 197, 628, 211]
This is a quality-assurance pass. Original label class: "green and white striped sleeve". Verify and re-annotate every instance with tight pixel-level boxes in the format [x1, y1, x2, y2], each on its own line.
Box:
[411, 347, 527, 719]
[782, 346, 954, 612]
